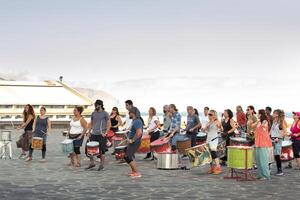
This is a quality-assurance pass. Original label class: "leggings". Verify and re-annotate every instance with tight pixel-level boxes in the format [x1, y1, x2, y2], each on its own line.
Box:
[29, 144, 46, 159]
[74, 146, 81, 155]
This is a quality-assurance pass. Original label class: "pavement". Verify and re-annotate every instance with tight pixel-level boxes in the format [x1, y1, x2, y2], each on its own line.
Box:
[0, 129, 300, 200]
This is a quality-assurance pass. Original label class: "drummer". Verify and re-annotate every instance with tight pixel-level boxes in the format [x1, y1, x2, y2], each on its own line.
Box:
[162, 105, 172, 135]
[110, 107, 123, 155]
[290, 112, 300, 170]
[68, 106, 88, 167]
[122, 100, 143, 130]
[165, 104, 182, 151]
[26, 106, 51, 163]
[125, 107, 143, 178]
[246, 105, 258, 141]
[200, 107, 210, 130]
[203, 110, 222, 175]
[185, 106, 201, 147]
[86, 100, 111, 171]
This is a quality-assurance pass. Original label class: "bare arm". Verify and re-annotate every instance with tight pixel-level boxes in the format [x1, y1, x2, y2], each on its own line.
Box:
[105, 119, 112, 136]
[32, 117, 37, 132]
[18, 115, 34, 130]
[228, 119, 237, 134]
[80, 117, 88, 137]
[116, 116, 123, 128]
[47, 119, 52, 134]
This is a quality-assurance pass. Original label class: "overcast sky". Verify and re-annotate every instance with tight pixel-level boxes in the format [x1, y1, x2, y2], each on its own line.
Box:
[1, 0, 299, 112]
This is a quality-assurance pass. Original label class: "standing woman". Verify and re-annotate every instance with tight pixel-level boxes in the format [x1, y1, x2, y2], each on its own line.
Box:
[250, 109, 272, 180]
[26, 107, 51, 162]
[68, 106, 88, 167]
[290, 112, 300, 170]
[203, 110, 223, 175]
[246, 105, 258, 142]
[17, 104, 35, 158]
[270, 109, 288, 175]
[144, 107, 161, 160]
[236, 106, 247, 131]
[110, 107, 123, 133]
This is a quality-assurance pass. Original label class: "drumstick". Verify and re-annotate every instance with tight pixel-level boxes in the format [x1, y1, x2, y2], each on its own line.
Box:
[118, 139, 128, 146]
[10, 120, 15, 129]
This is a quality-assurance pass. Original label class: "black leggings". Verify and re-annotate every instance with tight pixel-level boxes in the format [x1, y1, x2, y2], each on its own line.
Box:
[293, 140, 300, 158]
[211, 151, 218, 159]
[29, 144, 46, 159]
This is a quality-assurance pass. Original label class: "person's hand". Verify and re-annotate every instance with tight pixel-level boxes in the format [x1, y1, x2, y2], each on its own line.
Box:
[102, 133, 107, 138]
[16, 126, 21, 130]
[275, 138, 279, 142]
[128, 139, 133, 144]
[189, 128, 194, 132]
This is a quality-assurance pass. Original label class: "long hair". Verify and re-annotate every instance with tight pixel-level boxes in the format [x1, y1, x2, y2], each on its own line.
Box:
[274, 109, 285, 130]
[170, 104, 178, 112]
[258, 109, 267, 123]
[23, 104, 35, 122]
[225, 109, 233, 119]
[149, 107, 157, 116]
[111, 107, 120, 116]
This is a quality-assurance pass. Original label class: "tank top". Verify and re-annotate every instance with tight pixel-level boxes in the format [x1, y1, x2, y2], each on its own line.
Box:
[290, 121, 300, 141]
[25, 118, 34, 131]
[70, 118, 84, 135]
[270, 121, 282, 138]
[255, 122, 272, 148]
[35, 116, 48, 137]
[110, 115, 119, 132]
[222, 119, 232, 133]
[207, 122, 219, 142]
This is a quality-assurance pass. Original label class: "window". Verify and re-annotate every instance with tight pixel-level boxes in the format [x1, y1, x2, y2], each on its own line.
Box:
[1, 115, 12, 119]
[44, 105, 65, 109]
[15, 115, 23, 119]
[56, 115, 67, 119]
[0, 105, 13, 109]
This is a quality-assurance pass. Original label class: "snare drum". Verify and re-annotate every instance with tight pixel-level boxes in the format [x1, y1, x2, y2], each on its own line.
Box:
[176, 136, 191, 155]
[0, 131, 12, 141]
[196, 132, 207, 145]
[115, 145, 126, 160]
[281, 140, 294, 161]
[137, 134, 151, 153]
[228, 146, 254, 169]
[112, 136, 124, 150]
[150, 137, 171, 153]
[230, 137, 252, 147]
[32, 137, 43, 150]
[186, 143, 212, 168]
[61, 139, 74, 154]
[86, 141, 99, 156]
[115, 131, 128, 139]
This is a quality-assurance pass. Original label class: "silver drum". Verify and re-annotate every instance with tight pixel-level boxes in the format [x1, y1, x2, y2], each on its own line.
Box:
[1, 131, 12, 141]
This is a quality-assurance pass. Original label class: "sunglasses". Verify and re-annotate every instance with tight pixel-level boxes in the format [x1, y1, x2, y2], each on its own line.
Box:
[208, 113, 213, 116]
[246, 109, 250, 111]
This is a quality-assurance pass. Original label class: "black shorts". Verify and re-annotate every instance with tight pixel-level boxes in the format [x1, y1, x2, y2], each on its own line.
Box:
[125, 138, 141, 160]
[292, 140, 300, 158]
[90, 134, 107, 155]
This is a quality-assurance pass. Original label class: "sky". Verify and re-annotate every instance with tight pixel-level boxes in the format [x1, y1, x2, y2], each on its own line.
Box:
[0, 0, 299, 112]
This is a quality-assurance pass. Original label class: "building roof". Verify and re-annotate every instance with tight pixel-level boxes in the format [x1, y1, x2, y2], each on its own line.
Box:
[0, 80, 93, 106]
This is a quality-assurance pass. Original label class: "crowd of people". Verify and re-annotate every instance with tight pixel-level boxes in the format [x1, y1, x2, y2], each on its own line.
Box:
[15, 100, 300, 179]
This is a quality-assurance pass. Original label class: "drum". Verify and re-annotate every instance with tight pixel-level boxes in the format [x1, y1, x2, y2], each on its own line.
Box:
[281, 140, 294, 161]
[186, 143, 212, 168]
[32, 137, 43, 150]
[115, 130, 128, 139]
[228, 146, 254, 169]
[176, 137, 191, 155]
[112, 136, 124, 150]
[115, 145, 126, 160]
[137, 134, 151, 153]
[0, 131, 12, 141]
[157, 152, 179, 170]
[196, 132, 207, 145]
[86, 141, 99, 156]
[217, 137, 226, 158]
[150, 138, 171, 153]
[61, 139, 74, 154]
[62, 130, 69, 137]
[230, 137, 251, 147]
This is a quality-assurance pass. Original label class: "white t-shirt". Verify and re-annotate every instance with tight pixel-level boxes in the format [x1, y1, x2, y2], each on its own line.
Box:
[148, 116, 160, 133]
[200, 115, 209, 128]
[124, 115, 132, 130]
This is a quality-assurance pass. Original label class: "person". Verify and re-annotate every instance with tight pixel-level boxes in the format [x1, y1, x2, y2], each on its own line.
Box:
[221, 109, 237, 165]
[250, 109, 272, 180]
[122, 100, 142, 130]
[144, 107, 161, 160]
[194, 108, 199, 116]
[200, 107, 209, 130]
[86, 100, 111, 171]
[68, 106, 88, 167]
[203, 110, 222, 175]
[270, 109, 288, 175]
[110, 107, 123, 133]
[165, 104, 182, 151]
[236, 105, 247, 131]
[185, 106, 201, 147]
[26, 106, 51, 162]
[162, 105, 172, 135]
[265, 106, 273, 131]
[17, 104, 35, 158]
[125, 107, 143, 178]
[246, 105, 258, 141]
[290, 112, 300, 170]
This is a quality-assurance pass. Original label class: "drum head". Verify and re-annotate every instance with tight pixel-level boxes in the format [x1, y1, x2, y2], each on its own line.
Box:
[61, 139, 73, 144]
[197, 132, 207, 137]
[116, 131, 127, 134]
[115, 146, 127, 150]
[87, 141, 99, 147]
[282, 140, 292, 147]
[33, 137, 43, 140]
[230, 137, 247, 142]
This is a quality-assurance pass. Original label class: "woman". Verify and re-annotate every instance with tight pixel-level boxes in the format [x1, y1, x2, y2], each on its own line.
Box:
[17, 104, 35, 158]
[110, 107, 123, 133]
[250, 109, 272, 180]
[144, 107, 161, 160]
[290, 112, 300, 170]
[68, 106, 88, 167]
[271, 109, 288, 175]
[203, 110, 222, 175]
[26, 106, 51, 162]
[246, 105, 258, 141]
[221, 109, 237, 165]
[236, 105, 247, 131]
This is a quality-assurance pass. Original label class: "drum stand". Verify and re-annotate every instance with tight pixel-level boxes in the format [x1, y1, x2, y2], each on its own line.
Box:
[0, 141, 13, 159]
[224, 148, 255, 181]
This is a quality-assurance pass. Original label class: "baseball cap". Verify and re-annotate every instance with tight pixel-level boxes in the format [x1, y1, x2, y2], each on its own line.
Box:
[292, 112, 300, 117]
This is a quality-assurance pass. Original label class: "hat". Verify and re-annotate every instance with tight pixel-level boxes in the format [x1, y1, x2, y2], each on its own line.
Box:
[129, 107, 139, 116]
[292, 112, 300, 117]
[94, 99, 103, 106]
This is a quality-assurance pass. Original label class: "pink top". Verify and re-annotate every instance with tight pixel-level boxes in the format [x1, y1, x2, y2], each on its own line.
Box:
[290, 121, 300, 141]
[254, 121, 272, 148]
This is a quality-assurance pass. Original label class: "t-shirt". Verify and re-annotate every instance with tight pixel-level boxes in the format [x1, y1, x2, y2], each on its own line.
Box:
[200, 115, 209, 128]
[128, 118, 143, 139]
[163, 114, 172, 132]
[186, 114, 200, 133]
[91, 111, 109, 135]
[124, 115, 133, 130]
[148, 116, 160, 133]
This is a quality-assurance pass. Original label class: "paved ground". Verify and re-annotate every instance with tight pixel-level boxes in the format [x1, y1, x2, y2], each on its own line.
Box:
[0, 129, 300, 200]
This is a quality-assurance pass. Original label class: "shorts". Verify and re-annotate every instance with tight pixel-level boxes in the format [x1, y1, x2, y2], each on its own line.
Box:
[90, 134, 107, 155]
[292, 140, 300, 158]
[125, 138, 141, 160]
[272, 139, 282, 156]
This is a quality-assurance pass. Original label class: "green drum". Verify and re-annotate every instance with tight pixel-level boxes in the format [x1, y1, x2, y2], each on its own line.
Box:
[228, 146, 254, 169]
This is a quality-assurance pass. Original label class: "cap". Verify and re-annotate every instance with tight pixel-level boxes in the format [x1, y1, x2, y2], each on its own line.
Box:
[292, 112, 300, 117]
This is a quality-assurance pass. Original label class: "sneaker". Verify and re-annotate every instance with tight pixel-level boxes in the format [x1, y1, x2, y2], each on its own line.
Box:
[39, 159, 47, 163]
[207, 166, 215, 174]
[275, 171, 284, 176]
[128, 172, 135, 176]
[130, 172, 142, 178]
[213, 166, 222, 175]
[25, 157, 32, 162]
[97, 165, 104, 171]
[85, 164, 96, 170]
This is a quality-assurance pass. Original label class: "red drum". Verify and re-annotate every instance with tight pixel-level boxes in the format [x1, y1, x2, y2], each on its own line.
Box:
[115, 130, 128, 140]
[86, 142, 99, 156]
[106, 130, 115, 143]
[112, 136, 124, 150]
[230, 137, 251, 147]
[150, 137, 171, 153]
[137, 134, 151, 153]
[115, 145, 126, 160]
[196, 132, 207, 145]
[281, 141, 294, 161]
[176, 137, 191, 155]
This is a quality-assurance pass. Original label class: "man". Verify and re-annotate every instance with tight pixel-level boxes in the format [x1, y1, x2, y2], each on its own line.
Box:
[185, 106, 202, 147]
[125, 107, 143, 178]
[86, 100, 111, 171]
[165, 104, 181, 151]
[265, 106, 273, 131]
[162, 105, 172, 135]
[200, 107, 209, 130]
[122, 100, 142, 130]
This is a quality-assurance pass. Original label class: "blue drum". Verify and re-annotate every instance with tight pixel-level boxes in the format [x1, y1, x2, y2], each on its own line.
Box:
[61, 139, 74, 154]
